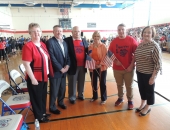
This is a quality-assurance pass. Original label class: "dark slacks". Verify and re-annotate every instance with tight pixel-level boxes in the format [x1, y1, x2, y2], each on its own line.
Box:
[0, 49, 5, 60]
[136, 71, 155, 105]
[27, 79, 47, 120]
[90, 69, 107, 101]
[49, 77, 66, 111]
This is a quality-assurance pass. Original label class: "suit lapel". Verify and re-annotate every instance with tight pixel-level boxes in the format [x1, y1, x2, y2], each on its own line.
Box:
[63, 41, 67, 59]
[70, 37, 76, 58]
[53, 37, 65, 58]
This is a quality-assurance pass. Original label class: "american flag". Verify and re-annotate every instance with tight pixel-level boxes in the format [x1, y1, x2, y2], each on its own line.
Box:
[60, 8, 68, 15]
[101, 50, 116, 68]
[85, 55, 95, 69]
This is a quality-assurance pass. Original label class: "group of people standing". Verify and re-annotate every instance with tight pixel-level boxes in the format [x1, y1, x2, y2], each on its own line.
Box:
[22, 22, 162, 123]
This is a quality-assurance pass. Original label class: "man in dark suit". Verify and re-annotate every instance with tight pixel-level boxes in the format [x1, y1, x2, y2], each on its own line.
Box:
[46, 25, 70, 114]
[64, 26, 88, 104]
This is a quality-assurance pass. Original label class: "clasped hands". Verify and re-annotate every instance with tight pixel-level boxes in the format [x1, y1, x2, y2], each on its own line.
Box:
[61, 65, 69, 73]
[114, 59, 133, 72]
[95, 64, 101, 69]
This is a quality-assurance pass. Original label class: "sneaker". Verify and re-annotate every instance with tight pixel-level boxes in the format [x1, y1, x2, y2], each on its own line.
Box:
[101, 101, 106, 105]
[90, 98, 97, 102]
[115, 98, 124, 106]
[128, 101, 133, 110]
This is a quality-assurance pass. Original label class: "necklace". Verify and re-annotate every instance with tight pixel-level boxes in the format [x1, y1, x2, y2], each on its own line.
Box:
[93, 43, 99, 48]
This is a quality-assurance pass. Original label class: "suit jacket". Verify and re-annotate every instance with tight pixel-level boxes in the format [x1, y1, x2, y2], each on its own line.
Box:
[64, 36, 88, 75]
[46, 36, 70, 78]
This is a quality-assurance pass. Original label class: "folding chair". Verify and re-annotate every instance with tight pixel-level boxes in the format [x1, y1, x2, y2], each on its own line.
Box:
[9, 69, 28, 93]
[0, 80, 31, 123]
[0, 114, 26, 130]
[19, 64, 26, 76]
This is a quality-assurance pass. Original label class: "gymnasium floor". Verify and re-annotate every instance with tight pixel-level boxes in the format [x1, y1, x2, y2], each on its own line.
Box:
[0, 51, 170, 130]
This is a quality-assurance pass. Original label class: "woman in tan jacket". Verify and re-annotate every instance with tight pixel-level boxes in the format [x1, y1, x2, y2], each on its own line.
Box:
[88, 31, 108, 104]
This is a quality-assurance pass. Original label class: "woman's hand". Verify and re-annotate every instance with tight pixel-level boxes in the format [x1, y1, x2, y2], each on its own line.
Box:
[149, 77, 155, 85]
[95, 64, 101, 68]
[31, 78, 38, 85]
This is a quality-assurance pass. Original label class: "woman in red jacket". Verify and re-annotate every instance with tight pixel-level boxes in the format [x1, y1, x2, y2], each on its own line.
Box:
[22, 23, 54, 123]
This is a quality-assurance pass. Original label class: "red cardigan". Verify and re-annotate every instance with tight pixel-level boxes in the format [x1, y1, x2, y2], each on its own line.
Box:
[22, 41, 54, 82]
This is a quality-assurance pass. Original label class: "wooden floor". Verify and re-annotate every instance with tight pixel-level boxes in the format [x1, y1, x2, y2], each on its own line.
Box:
[0, 51, 170, 130]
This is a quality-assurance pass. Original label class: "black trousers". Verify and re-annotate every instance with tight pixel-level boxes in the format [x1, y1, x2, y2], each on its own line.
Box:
[0, 49, 5, 60]
[136, 71, 155, 105]
[49, 77, 66, 111]
[90, 69, 107, 101]
[27, 79, 47, 120]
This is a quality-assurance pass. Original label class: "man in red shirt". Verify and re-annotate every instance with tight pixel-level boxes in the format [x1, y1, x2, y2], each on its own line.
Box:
[109, 23, 138, 110]
[64, 26, 88, 104]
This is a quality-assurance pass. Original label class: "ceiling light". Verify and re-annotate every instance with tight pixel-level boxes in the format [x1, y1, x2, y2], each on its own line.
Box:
[106, 1, 116, 7]
[72, 0, 82, 6]
[23, 1, 37, 6]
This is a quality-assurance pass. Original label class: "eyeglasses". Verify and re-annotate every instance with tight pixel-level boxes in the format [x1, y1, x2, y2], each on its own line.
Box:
[30, 30, 42, 33]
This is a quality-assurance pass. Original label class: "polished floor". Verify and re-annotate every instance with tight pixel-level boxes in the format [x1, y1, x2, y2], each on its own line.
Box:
[0, 51, 170, 130]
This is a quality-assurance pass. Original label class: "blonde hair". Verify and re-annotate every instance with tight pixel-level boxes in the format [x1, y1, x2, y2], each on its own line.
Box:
[28, 23, 41, 34]
[92, 31, 101, 39]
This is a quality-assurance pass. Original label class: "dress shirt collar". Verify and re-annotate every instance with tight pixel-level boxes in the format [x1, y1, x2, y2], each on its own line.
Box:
[55, 37, 63, 43]
[73, 38, 82, 41]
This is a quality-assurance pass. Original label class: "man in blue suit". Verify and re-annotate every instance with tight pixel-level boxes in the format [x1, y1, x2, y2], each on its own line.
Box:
[46, 25, 70, 114]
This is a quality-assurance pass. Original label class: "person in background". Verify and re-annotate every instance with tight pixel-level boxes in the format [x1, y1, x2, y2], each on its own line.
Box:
[19, 35, 24, 50]
[135, 26, 162, 116]
[88, 31, 108, 104]
[64, 26, 88, 104]
[0, 38, 6, 63]
[46, 25, 70, 114]
[154, 32, 160, 44]
[22, 23, 54, 123]
[109, 23, 138, 110]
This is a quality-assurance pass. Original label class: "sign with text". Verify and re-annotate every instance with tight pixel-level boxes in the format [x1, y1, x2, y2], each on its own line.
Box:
[87, 23, 96, 28]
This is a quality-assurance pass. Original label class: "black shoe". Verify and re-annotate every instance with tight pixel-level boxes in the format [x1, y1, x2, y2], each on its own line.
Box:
[139, 109, 151, 116]
[70, 100, 76, 104]
[58, 104, 67, 109]
[39, 117, 49, 123]
[135, 108, 143, 113]
[50, 109, 61, 114]
[78, 97, 85, 100]
[43, 113, 51, 118]
[135, 106, 145, 113]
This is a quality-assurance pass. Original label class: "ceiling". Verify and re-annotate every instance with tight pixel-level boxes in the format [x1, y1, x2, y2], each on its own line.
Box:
[0, 0, 140, 9]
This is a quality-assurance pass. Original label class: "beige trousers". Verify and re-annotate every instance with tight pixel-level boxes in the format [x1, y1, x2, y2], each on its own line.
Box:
[113, 69, 134, 101]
